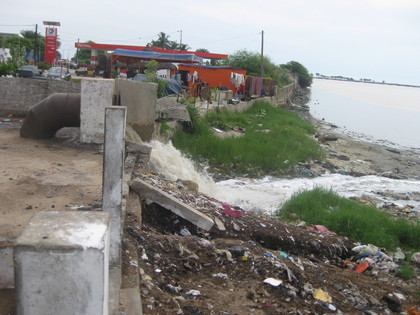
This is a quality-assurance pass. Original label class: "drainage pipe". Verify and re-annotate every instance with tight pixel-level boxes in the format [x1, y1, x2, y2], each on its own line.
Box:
[20, 93, 81, 139]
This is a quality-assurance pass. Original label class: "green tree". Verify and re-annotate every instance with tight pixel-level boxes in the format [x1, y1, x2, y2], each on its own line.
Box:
[144, 60, 167, 98]
[281, 61, 312, 88]
[149, 32, 171, 49]
[224, 49, 292, 86]
[148, 32, 190, 51]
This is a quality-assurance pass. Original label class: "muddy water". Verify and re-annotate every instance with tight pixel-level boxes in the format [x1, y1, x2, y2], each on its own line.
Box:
[148, 141, 420, 216]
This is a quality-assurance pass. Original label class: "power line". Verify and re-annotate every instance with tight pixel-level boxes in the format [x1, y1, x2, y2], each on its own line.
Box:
[0, 24, 36, 27]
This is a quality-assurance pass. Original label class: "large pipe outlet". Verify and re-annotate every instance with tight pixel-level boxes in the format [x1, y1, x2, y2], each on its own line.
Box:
[20, 93, 81, 139]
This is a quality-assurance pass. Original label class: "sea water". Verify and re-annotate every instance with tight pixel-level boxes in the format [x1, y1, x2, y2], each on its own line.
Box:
[148, 81, 420, 214]
[309, 79, 420, 150]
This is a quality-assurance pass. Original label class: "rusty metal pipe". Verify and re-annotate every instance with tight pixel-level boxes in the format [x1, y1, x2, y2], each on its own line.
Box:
[20, 93, 81, 139]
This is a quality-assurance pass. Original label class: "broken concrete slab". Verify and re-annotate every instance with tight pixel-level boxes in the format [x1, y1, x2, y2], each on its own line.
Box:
[130, 179, 214, 231]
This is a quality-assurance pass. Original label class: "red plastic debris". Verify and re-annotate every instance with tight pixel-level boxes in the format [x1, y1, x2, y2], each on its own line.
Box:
[308, 225, 336, 235]
[342, 261, 369, 273]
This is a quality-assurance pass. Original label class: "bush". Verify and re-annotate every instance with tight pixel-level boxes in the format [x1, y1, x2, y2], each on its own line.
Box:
[281, 61, 312, 88]
[276, 187, 420, 251]
[0, 62, 17, 76]
[37, 61, 51, 70]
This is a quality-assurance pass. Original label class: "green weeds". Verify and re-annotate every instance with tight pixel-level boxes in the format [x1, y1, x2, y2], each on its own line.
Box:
[173, 101, 322, 176]
[276, 187, 420, 251]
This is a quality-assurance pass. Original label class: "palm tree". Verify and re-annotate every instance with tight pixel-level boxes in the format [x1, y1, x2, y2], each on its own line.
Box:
[150, 32, 171, 49]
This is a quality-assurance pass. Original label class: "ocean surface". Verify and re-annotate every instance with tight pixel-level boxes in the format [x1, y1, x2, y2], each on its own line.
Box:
[148, 81, 420, 215]
[309, 79, 420, 150]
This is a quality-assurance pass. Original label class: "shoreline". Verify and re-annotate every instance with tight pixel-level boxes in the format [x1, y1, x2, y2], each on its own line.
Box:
[288, 88, 420, 181]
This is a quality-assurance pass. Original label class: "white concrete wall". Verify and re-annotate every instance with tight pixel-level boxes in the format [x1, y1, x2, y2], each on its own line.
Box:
[80, 79, 115, 143]
[115, 80, 157, 141]
[14, 211, 110, 315]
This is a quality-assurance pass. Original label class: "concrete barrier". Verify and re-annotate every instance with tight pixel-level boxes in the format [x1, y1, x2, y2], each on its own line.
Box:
[115, 80, 157, 141]
[14, 211, 110, 315]
[0, 77, 81, 116]
[80, 79, 115, 143]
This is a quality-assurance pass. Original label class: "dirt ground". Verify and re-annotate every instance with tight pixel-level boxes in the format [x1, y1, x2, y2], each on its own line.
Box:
[122, 170, 420, 314]
[0, 122, 103, 240]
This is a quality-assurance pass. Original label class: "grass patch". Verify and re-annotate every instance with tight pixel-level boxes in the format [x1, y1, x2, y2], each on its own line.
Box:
[276, 187, 420, 251]
[160, 119, 173, 137]
[173, 101, 322, 176]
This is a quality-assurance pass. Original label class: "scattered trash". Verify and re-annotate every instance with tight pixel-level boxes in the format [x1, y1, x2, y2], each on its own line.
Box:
[167, 284, 182, 294]
[215, 249, 233, 262]
[221, 206, 244, 218]
[186, 290, 201, 296]
[313, 288, 333, 303]
[308, 225, 336, 235]
[392, 292, 405, 300]
[263, 278, 283, 287]
[212, 273, 229, 280]
[392, 248, 405, 261]
[228, 245, 245, 257]
[180, 228, 191, 236]
[279, 251, 288, 259]
[411, 252, 420, 264]
[342, 261, 369, 273]
[197, 238, 212, 248]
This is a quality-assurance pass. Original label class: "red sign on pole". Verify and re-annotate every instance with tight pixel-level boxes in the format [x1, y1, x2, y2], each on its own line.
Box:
[44, 27, 57, 65]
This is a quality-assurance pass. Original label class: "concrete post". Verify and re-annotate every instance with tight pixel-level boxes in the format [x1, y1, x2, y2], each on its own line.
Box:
[14, 211, 110, 315]
[80, 79, 115, 143]
[102, 106, 126, 267]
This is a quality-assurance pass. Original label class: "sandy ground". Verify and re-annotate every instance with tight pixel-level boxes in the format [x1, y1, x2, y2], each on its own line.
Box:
[311, 117, 420, 180]
[0, 122, 103, 240]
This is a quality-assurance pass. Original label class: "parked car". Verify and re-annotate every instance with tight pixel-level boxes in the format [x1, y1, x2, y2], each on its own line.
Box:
[17, 65, 45, 79]
[47, 67, 71, 81]
[75, 66, 95, 77]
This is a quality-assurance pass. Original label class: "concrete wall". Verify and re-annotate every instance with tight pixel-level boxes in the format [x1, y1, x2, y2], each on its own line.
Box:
[14, 211, 110, 315]
[205, 81, 298, 114]
[80, 79, 115, 143]
[156, 96, 190, 122]
[115, 80, 157, 141]
[0, 77, 81, 116]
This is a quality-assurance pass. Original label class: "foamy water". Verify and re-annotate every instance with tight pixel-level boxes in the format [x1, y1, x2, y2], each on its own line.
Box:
[148, 141, 420, 216]
[149, 140, 217, 196]
[215, 175, 420, 215]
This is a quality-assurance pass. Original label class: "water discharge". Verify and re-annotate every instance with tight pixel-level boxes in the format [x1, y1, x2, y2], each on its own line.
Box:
[149, 140, 218, 196]
[148, 141, 420, 216]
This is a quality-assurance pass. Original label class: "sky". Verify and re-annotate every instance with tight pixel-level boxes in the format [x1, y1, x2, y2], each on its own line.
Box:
[1, 0, 420, 85]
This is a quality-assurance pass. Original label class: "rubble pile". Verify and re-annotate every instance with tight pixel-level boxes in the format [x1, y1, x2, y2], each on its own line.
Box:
[122, 171, 420, 314]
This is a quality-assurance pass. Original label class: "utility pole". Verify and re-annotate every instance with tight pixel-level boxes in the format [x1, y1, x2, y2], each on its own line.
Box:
[34, 24, 38, 64]
[260, 30, 264, 78]
[76, 38, 79, 64]
[178, 30, 182, 51]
